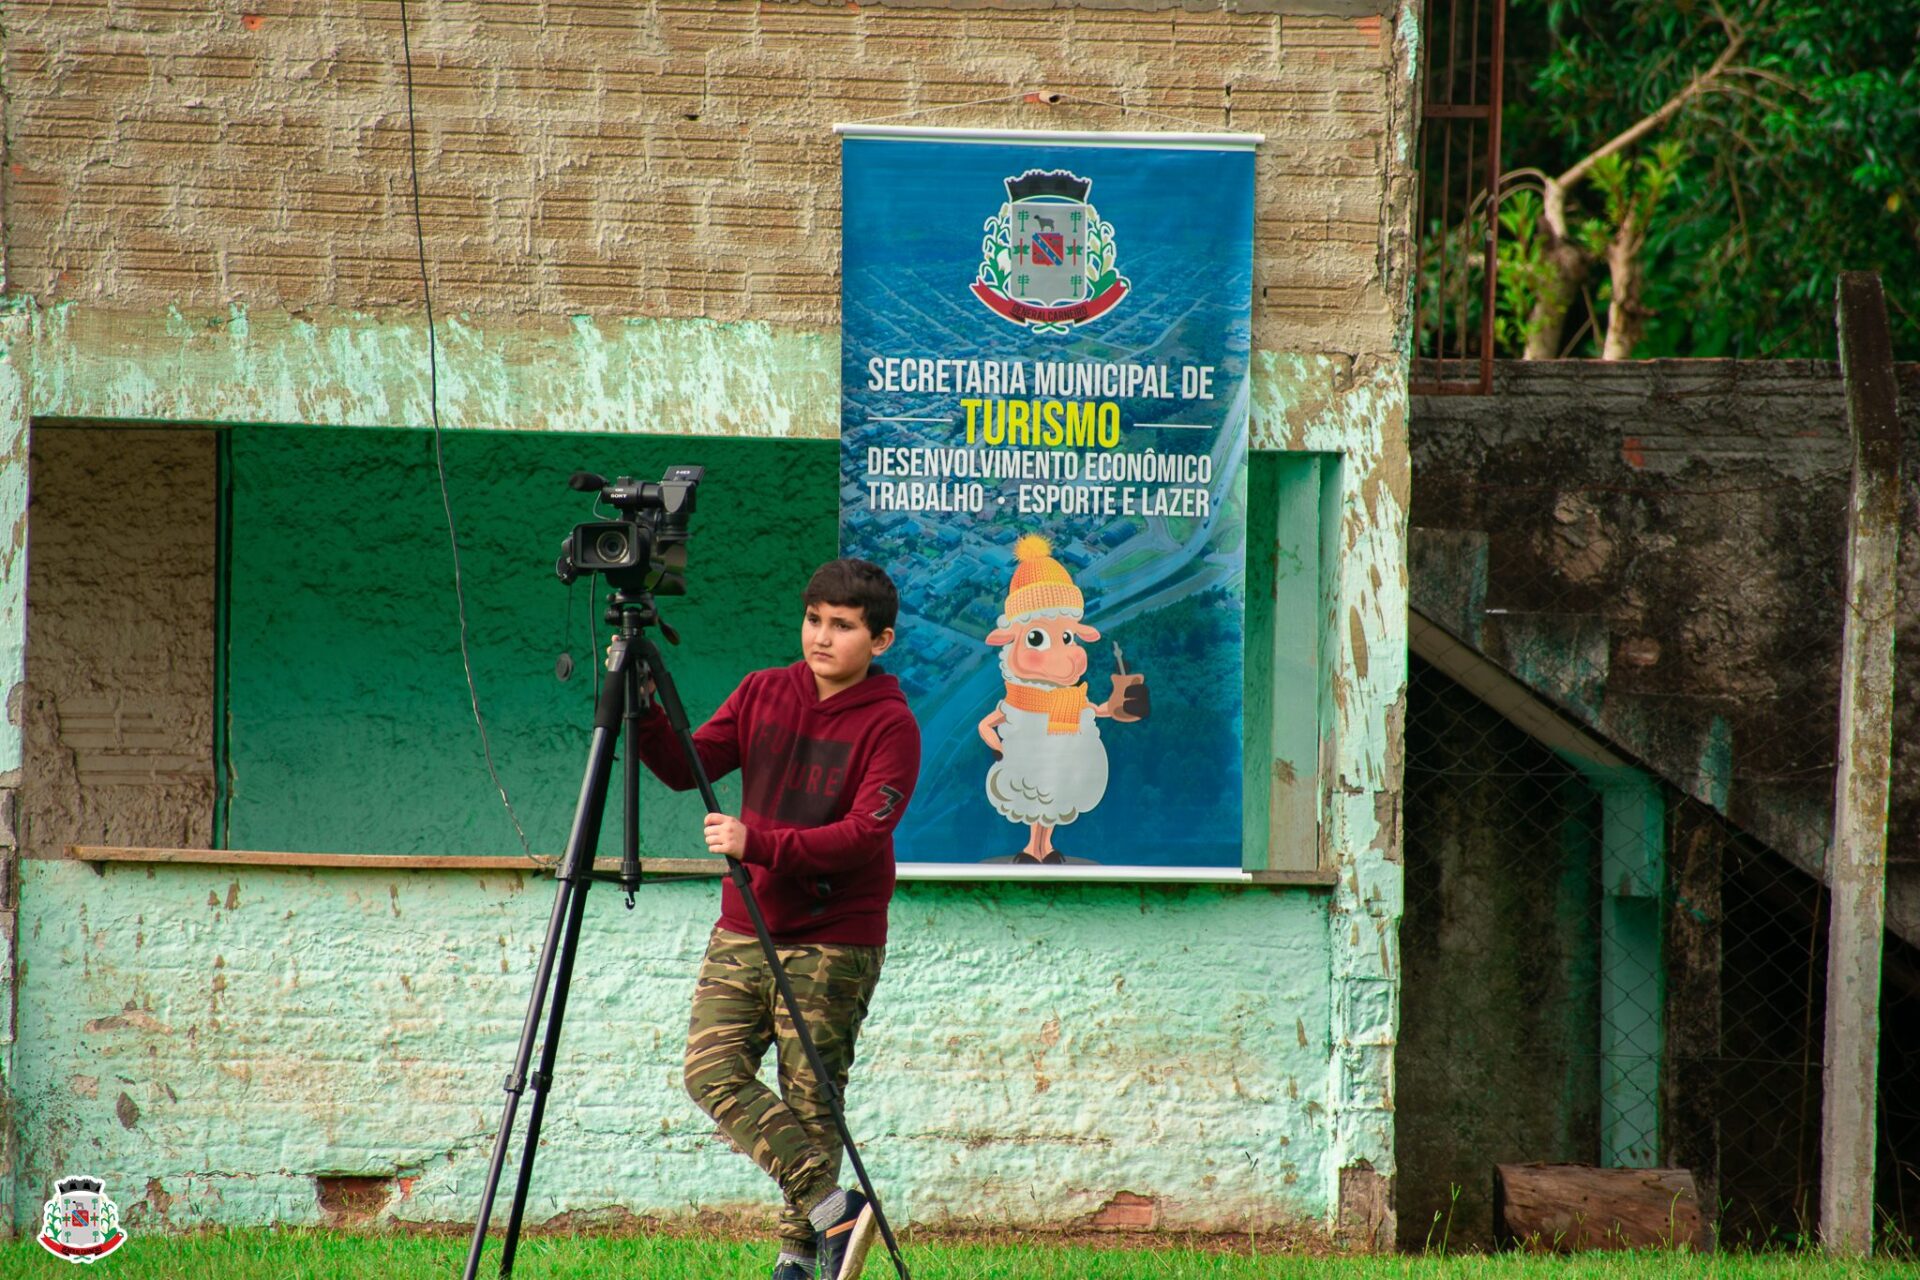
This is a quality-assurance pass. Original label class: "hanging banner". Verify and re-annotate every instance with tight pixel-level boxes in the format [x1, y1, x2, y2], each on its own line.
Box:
[837, 124, 1259, 878]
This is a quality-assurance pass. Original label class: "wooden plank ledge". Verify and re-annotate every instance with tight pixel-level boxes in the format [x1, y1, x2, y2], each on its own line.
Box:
[67, 847, 1340, 886]
[68, 846, 727, 876]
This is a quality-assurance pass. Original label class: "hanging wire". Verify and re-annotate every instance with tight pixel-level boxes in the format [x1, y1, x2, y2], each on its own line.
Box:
[398, 0, 535, 860]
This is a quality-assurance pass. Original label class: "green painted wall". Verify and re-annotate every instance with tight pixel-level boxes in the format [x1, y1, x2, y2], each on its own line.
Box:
[1242, 454, 1336, 872]
[0, 311, 28, 1235]
[224, 427, 837, 859]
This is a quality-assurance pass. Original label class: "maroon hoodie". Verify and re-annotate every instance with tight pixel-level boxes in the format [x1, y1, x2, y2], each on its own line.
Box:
[633, 660, 920, 946]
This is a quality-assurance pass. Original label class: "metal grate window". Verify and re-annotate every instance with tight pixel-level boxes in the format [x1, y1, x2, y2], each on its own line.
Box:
[1412, 0, 1506, 395]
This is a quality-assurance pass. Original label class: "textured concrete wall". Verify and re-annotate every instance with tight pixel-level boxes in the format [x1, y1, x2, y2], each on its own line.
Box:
[12, 859, 1334, 1233]
[4, 1, 1406, 356]
[0, 310, 27, 1233]
[1396, 655, 1601, 1249]
[1412, 360, 1920, 942]
[0, 0, 1416, 1242]
[5, 349, 1401, 1238]
[22, 428, 217, 860]
[1251, 351, 1406, 1246]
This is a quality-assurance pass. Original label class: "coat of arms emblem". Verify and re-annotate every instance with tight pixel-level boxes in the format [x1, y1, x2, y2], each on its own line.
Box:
[39, 1175, 127, 1264]
[973, 169, 1129, 334]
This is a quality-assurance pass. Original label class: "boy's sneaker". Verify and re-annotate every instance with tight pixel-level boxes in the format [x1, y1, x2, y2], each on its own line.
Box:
[771, 1259, 816, 1280]
[813, 1189, 877, 1280]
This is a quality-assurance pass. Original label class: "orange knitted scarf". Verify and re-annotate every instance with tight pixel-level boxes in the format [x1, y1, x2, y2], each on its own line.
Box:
[1005, 682, 1091, 734]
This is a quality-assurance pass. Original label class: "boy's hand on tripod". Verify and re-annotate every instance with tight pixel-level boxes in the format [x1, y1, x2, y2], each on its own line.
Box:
[704, 812, 749, 860]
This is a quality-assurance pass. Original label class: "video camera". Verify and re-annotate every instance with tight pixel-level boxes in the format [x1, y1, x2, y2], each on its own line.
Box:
[555, 465, 703, 595]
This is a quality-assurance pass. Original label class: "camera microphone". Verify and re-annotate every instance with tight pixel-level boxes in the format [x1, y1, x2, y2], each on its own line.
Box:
[568, 471, 608, 492]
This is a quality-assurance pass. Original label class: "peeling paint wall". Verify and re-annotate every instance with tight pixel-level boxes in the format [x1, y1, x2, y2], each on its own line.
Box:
[1, 0, 1415, 1241]
[5, 341, 1407, 1237]
[1250, 350, 1409, 1220]
[0, 310, 29, 1234]
[14, 861, 1336, 1233]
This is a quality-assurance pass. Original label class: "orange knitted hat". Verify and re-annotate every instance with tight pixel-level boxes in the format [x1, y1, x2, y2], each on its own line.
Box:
[1004, 534, 1083, 621]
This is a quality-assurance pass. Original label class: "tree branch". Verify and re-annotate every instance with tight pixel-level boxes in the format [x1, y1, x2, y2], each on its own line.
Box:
[1491, 167, 1553, 203]
[1720, 65, 1808, 98]
[1558, 28, 1748, 194]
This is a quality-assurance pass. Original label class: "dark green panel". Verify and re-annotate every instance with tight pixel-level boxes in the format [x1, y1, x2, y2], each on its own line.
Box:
[1242, 454, 1276, 870]
[224, 427, 838, 857]
[1241, 451, 1327, 871]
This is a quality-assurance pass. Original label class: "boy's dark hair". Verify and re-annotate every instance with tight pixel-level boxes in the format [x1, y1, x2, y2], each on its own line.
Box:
[803, 558, 898, 636]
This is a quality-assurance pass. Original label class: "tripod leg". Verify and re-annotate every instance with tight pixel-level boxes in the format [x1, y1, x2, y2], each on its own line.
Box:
[463, 663, 625, 1280]
[504, 645, 645, 1270]
[499, 869, 592, 1275]
[637, 635, 913, 1280]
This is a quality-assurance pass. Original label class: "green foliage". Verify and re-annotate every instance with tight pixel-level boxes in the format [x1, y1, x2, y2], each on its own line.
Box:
[1493, 190, 1555, 352]
[1584, 141, 1687, 259]
[1497, 0, 1920, 358]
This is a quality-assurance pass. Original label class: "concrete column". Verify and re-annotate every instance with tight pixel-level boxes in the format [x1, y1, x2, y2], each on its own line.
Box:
[1819, 272, 1901, 1256]
[1594, 771, 1664, 1169]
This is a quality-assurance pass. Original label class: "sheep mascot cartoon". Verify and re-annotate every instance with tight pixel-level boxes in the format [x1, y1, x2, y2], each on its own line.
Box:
[977, 534, 1150, 863]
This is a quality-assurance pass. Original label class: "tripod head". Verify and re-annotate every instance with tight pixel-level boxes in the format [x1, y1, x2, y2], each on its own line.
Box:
[593, 586, 695, 906]
[603, 586, 679, 648]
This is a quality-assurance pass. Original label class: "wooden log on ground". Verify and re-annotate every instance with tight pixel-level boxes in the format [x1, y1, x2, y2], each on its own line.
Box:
[1493, 1163, 1710, 1252]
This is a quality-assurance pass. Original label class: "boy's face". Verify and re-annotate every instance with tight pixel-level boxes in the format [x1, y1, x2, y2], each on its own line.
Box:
[802, 601, 893, 687]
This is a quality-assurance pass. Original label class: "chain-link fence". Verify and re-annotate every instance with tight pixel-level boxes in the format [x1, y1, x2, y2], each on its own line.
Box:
[1399, 362, 1919, 1253]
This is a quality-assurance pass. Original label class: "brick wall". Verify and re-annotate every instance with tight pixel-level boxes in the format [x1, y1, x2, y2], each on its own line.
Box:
[4, 1, 1408, 355]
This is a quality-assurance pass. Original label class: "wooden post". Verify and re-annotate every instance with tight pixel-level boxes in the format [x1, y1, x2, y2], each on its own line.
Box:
[1820, 272, 1902, 1255]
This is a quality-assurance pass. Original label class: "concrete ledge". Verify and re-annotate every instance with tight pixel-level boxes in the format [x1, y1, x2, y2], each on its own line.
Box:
[67, 845, 1339, 886]
[68, 845, 725, 876]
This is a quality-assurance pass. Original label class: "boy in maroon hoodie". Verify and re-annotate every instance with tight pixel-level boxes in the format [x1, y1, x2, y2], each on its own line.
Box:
[632, 558, 919, 1280]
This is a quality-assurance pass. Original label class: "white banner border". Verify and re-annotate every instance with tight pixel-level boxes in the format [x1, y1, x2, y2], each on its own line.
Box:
[835, 123, 1264, 150]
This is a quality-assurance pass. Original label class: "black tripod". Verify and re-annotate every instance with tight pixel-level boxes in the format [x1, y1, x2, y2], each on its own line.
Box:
[462, 588, 911, 1280]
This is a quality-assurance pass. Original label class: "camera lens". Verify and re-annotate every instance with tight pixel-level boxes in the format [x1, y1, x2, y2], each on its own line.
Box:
[594, 529, 631, 564]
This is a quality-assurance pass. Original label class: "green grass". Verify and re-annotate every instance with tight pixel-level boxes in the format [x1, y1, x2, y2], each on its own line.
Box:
[1, 1230, 1914, 1280]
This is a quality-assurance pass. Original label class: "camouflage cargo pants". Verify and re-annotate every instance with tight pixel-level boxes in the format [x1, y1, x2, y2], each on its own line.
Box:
[683, 926, 885, 1250]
